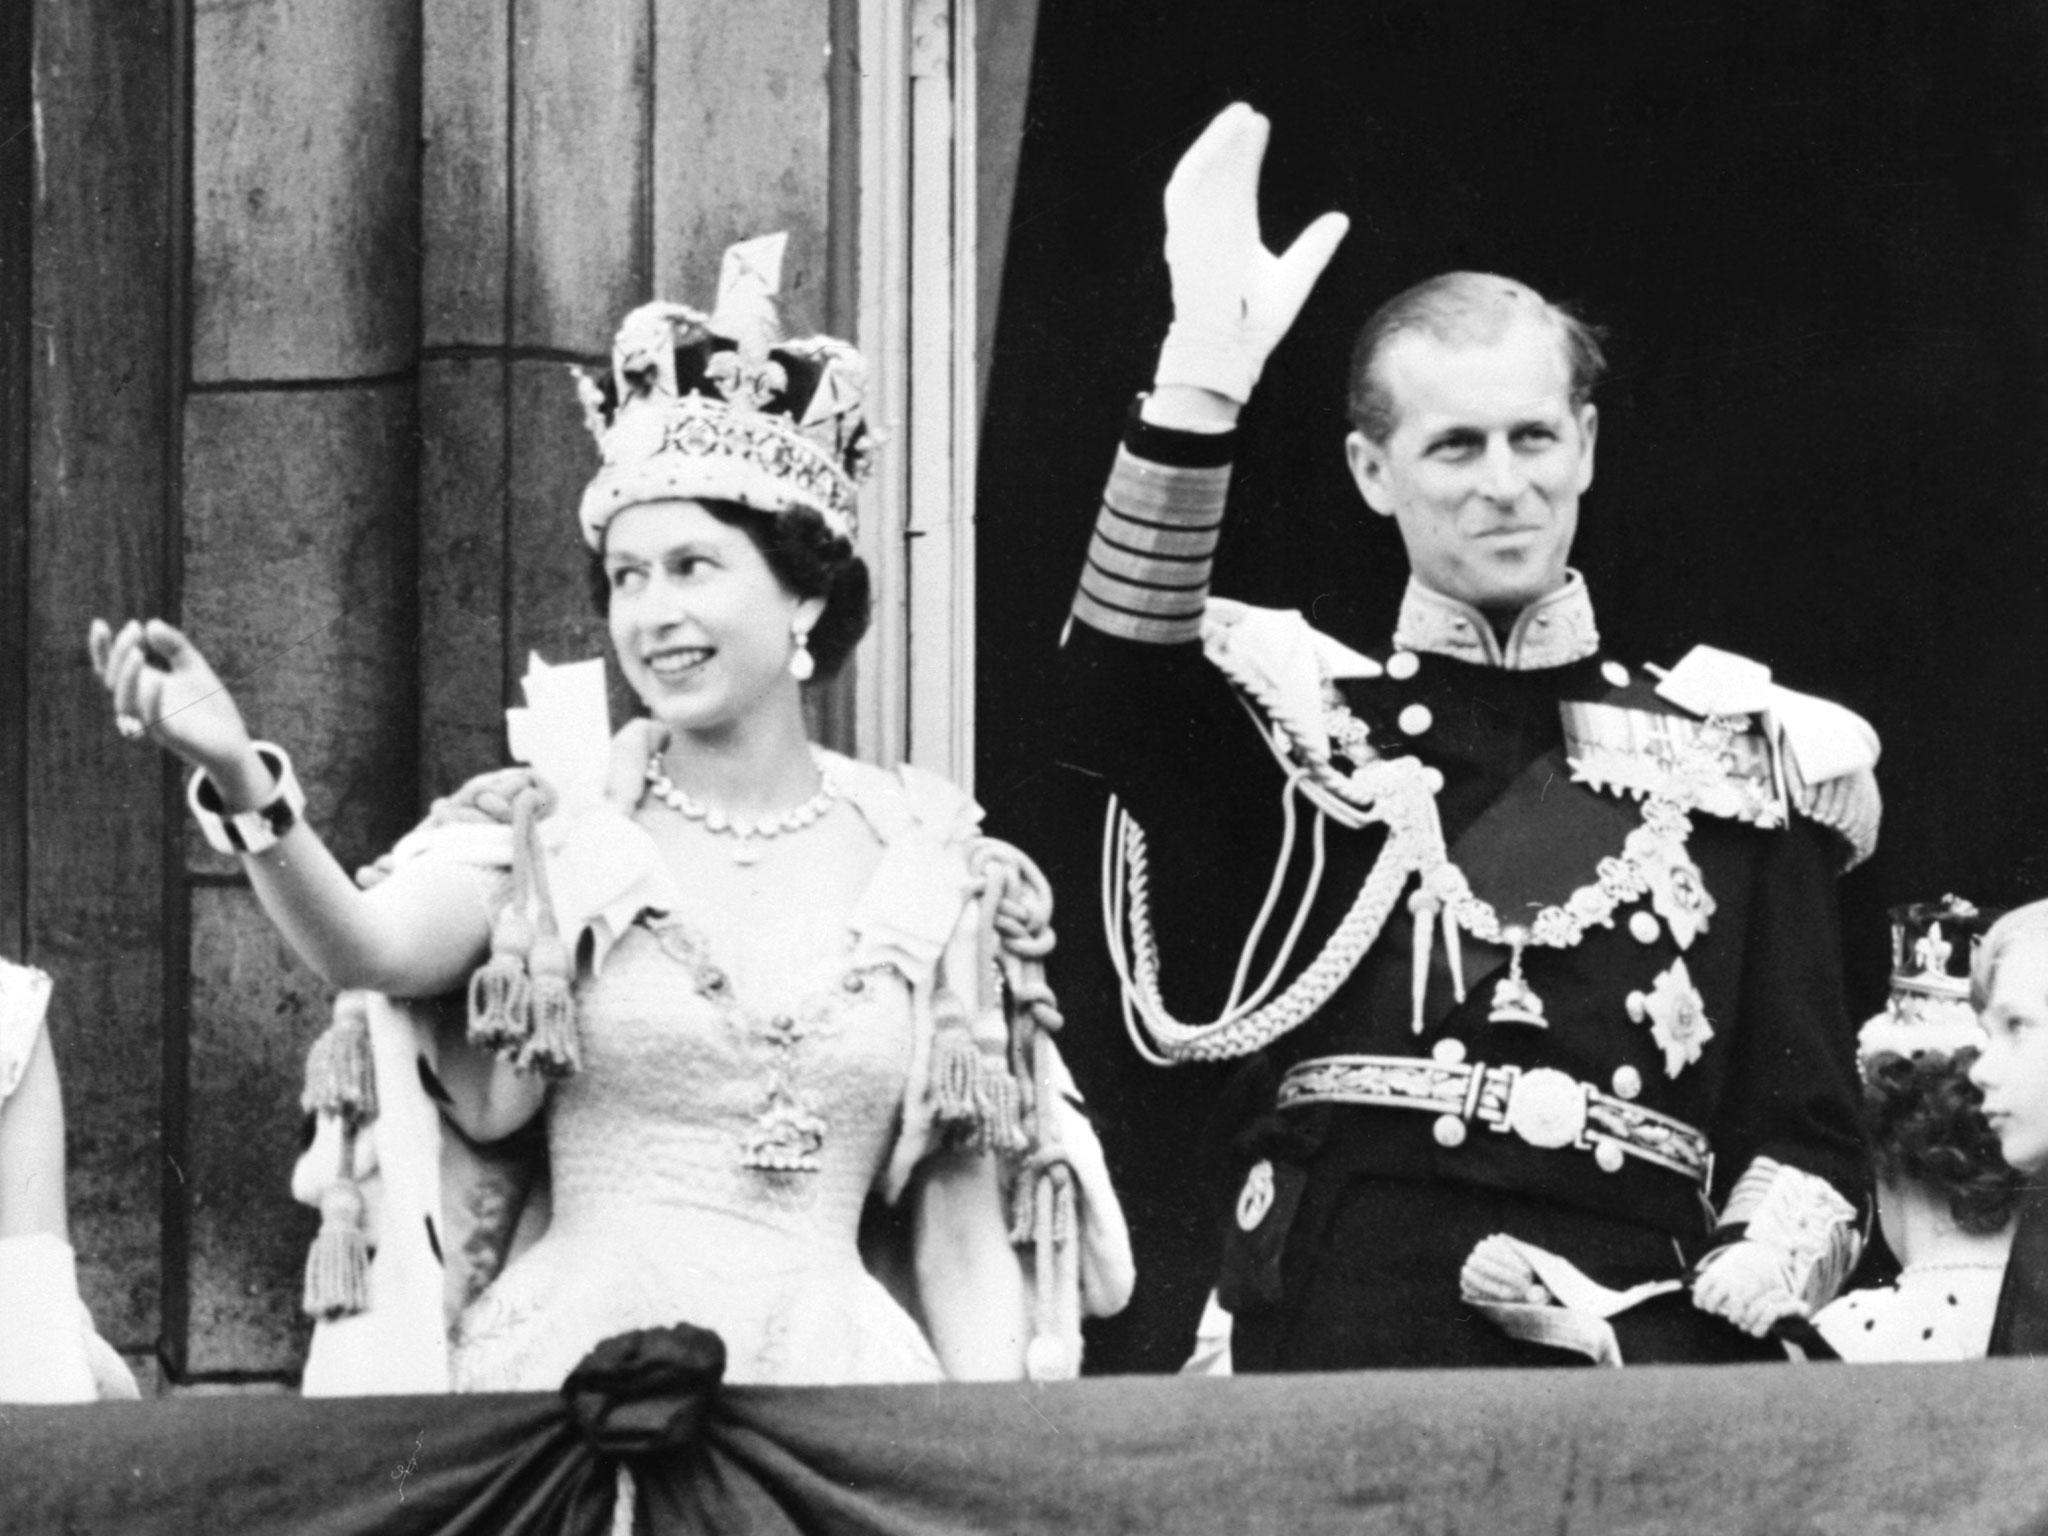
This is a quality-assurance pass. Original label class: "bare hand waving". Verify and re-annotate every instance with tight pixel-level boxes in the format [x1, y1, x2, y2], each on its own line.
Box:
[87, 618, 270, 807]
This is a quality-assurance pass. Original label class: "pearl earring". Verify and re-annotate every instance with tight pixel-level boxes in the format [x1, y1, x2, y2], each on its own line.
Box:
[790, 625, 816, 682]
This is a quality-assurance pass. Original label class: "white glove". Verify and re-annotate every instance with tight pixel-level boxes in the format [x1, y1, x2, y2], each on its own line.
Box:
[1691, 1239, 1807, 1339]
[1459, 1233, 1553, 1306]
[0, 1233, 99, 1402]
[1154, 103, 1350, 403]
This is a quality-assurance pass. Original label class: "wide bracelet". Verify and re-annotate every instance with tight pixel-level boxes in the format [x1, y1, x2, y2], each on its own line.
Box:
[188, 743, 305, 855]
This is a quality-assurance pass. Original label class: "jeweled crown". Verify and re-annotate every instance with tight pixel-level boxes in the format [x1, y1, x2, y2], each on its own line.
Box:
[574, 233, 873, 547]
[1856, 895, 2004, 1071]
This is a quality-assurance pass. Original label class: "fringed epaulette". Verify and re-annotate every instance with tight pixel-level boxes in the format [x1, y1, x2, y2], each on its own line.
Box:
[300, 992, 377, 1319]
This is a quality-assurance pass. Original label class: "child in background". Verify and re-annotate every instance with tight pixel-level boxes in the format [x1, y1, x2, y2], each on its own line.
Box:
[1815, 898, 2020, 1360]
[1968, 899, 2048, 1355]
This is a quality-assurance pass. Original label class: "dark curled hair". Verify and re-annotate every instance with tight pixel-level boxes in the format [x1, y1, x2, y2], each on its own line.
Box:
[588, 498, 872, 681]
[1864, 1048, 2023, 1235]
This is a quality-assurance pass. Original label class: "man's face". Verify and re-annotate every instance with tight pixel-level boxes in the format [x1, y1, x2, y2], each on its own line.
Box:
[1971, 938, 2048, 1175]
[1345, 316, 1597, 617]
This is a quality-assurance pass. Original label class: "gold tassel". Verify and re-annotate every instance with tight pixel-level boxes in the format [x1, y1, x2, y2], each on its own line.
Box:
[515, 786, 581, 1078]
[303, 1170, 371, 1319]
[1023, 1164, 1073, 1380]
[974, 1060, 1026, 1155]
[302, 994, 376, 1123]
[930, 1018, 981, 1124]
[519, 930, 581, 1078]
[468, 902, 534, 1052]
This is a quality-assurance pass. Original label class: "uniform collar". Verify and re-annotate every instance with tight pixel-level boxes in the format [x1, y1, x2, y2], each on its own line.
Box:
[1391, 571, 1601, 671]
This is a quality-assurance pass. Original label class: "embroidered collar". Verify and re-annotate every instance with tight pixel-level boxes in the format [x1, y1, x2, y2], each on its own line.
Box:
[1392, 571, 1600, 670]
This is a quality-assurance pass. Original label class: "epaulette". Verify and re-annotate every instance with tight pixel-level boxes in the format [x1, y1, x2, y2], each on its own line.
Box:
[1199, 598, 1381, 771]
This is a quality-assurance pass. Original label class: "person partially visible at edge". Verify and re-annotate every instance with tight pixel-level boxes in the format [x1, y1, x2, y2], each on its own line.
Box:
[0, 960, 140, 1400]
[1811, 899, 2018, 1360]
[1063, 103, 1882, 1370]
[90, 247, 1130, 1392]
[1970, 900, 2048, 1356]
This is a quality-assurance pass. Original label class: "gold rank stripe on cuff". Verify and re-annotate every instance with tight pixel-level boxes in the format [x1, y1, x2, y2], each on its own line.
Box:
[1070, 448, 1229, 645]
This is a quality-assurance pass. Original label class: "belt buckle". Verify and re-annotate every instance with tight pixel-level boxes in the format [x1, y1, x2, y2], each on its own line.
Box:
[1502, 1066, 1589, 1150]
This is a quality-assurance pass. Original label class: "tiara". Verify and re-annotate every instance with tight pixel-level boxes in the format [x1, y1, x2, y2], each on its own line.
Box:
[574, 233, 874, 547]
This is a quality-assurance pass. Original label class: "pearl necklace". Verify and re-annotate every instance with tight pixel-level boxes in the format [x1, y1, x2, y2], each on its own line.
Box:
[645, 749, 839, 865]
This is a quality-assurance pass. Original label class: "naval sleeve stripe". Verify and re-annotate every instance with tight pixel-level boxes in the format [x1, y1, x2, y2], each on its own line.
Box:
[1085, 554, 1210, 598]
[1071, 585, 1206, 646]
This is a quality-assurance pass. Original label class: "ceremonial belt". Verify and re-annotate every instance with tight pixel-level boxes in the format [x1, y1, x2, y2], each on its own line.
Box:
[1276, 1054, 1713, 1191]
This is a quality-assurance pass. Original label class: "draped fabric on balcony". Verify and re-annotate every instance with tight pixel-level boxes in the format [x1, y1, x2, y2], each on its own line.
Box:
[8, 1325, 2048, 1535]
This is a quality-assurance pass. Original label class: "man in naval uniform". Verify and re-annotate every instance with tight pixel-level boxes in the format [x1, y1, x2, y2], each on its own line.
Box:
[1062, 104, 1881, 1368]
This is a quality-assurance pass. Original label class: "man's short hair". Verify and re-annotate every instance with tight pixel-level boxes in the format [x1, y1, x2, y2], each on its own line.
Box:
[1345, 272, 1607, 443]
[1971, 897, 2048, 1011]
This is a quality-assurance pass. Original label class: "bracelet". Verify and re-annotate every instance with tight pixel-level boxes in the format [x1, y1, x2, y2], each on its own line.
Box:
[188, 743, 305, 855]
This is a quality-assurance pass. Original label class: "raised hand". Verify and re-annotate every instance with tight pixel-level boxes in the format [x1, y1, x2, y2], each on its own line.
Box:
[87, 618, 266, 801]
[1154, 102, 1351, 405]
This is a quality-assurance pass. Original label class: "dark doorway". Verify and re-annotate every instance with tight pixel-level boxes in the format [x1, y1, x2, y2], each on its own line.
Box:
[979, 0, 2048, 1372]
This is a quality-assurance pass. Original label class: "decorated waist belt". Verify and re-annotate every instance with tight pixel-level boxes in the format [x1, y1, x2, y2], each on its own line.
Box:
[1276, 1054, 1713, 1190]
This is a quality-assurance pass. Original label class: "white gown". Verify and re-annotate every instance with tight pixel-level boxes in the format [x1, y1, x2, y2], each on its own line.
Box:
[450, 908, 942, 1389]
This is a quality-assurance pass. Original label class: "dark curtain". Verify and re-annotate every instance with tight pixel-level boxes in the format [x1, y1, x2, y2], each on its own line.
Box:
[977, 0, 2048, 1372]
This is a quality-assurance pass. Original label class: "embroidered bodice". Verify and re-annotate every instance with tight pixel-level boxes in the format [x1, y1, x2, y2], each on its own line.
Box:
[447, 761, 980, 1390]
[545, 914, 913, 1257]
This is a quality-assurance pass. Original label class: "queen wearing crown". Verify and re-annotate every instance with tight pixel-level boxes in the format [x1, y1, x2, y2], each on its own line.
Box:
[89, 239, 1130, 1392]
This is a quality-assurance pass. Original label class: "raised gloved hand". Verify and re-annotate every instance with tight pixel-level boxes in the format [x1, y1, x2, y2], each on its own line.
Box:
[1691, 1238, 1808, 1338]
[1154, 103, 1350, 405]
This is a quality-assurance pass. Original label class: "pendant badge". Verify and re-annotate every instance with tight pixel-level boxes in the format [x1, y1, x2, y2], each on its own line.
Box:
[1488, 927, 1549, 1028]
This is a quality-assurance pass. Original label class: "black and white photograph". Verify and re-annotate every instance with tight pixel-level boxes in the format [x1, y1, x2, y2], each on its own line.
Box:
[6, 2, 2048, 1530]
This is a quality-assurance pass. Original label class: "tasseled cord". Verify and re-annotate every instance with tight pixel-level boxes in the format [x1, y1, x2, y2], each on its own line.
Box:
[965, 838, 1087, 1381]
[465, 786, 582, 1077]
[301, 993, 378, 1319]
[518, 789, 581, 1078]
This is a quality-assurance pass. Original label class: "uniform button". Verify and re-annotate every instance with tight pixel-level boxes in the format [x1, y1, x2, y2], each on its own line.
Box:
[1236, 1160, 1275, 1231]
[1399, 704, 1433, 736]
[1629, 911, 1661, 945]
[1595, 1142, 1626, 1173]
[1433, 1115, 1468, 1148]
[1625, 990, 1648, 1024]
[1611, 1065, 1643, 1100]
[1431, 1037, 1468, 1065]
[1387, 650, 1420, 680]
[1602, 660, 1631, 689]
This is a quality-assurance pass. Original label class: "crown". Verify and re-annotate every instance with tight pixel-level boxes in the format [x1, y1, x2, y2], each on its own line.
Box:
[573, 233, 874, 548]
[1856, 895, 2004, 1072]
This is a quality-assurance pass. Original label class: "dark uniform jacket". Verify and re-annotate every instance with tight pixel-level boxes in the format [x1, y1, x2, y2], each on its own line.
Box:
[1064, 408, 1871, 1366]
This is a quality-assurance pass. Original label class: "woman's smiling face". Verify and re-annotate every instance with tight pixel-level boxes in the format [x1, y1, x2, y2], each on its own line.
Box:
[601, 499, 820, 738]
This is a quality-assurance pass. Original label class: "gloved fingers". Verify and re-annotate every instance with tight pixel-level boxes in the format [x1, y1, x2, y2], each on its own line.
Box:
[1164, 102, 1264, 215]
[1263, 211, 1351, 324]
[1460, 1233, 1548, 1305]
